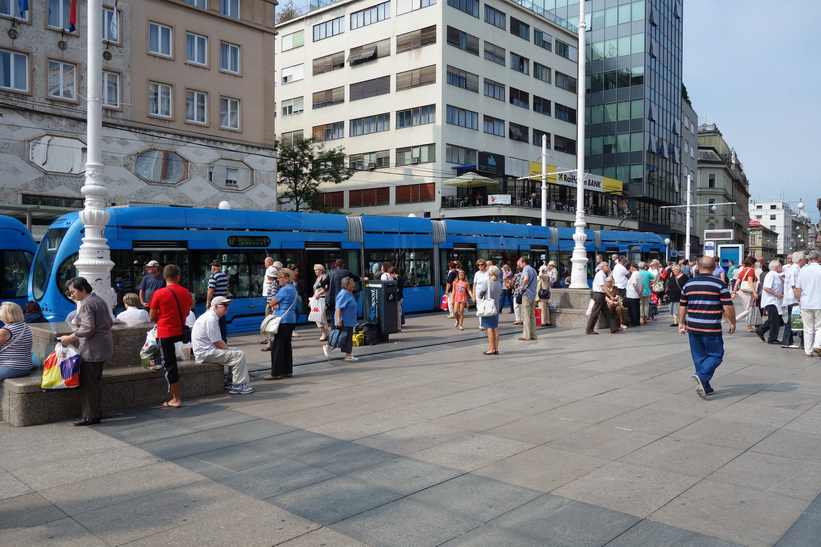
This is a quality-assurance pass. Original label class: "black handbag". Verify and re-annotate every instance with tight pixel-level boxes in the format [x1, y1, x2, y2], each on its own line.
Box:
[515, 293, 523, 305]
[328, 328, 347, 349]
[538, 288, 551, 299]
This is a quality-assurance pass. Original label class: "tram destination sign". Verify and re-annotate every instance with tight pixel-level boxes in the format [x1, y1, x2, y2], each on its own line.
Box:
[227, 236, 270, 247]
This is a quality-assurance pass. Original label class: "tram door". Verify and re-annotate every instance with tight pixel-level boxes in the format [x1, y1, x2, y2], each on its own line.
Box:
[442, 245, 477, 283]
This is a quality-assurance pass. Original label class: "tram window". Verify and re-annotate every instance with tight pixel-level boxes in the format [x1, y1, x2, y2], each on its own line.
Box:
[366, 249, 431, 287]
[191, 251, 250, 300]
[56, 253, 79, 302]
[2, 250, 32, 298]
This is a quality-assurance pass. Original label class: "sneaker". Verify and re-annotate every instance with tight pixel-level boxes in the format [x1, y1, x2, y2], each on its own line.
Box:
[322, 345, 331, 358]
[703, 381, 714, 395]
[692, 375, 707, 399]
[781, 345, 800, 349]
[756, 331, 766, 342]
[344, 356, 359, 362]
[228, 384, 254, 394]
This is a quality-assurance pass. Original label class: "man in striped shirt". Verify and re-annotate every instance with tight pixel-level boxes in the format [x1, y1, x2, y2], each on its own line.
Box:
[206, 260, 230, 342]
[678, 256, 736, 398]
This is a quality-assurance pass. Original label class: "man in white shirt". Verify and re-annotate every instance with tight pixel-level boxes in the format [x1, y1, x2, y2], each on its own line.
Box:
[795, 250, 821, 358]
[624, 263, 643, 327]
[612, 256, 630, 297]
[192, 297, 253, 394]
[780, 252, 804, 349]
[756, 260, 783, 345]
[586, 263, 621, 335]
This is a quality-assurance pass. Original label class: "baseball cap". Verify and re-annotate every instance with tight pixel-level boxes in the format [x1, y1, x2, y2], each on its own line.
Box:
[211, 260, 222, 267]
[548, 261, 556, 266]
[211, 296, 232, 307]
[265, 266, 277, 278]
[146, 260, 160, 267]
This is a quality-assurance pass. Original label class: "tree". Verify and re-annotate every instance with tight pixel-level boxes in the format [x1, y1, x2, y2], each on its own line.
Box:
[276, 138, 354, 213]
[276, 0, 301, 24]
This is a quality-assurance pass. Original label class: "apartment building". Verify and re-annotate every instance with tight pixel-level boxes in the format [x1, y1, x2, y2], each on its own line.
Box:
[275, 0, 636, 229]
[0, 0, 277, 237]
[749, 200, 813, 256]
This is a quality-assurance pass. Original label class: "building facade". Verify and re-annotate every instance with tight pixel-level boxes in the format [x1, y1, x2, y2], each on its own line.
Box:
[274, 0, 637, 230]
[749, 200, 814, 256]
[0, 0, 277, 238]
[696, 123, 750, 254]
[747, 223, 779, 260]
[679, 97, 698, 254]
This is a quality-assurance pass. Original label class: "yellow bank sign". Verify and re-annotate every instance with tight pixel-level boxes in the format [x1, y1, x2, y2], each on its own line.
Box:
[528, 162, 622, 194]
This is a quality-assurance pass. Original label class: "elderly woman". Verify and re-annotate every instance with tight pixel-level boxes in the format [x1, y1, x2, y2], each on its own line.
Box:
[264, 268, 299, 380]
[323, 276, 358, 361]
[0, 302, 34, 381]
[312, 264, 330, 341]
[116, 293, 150, 325]
[481, 266, 502, 355]
[733, 256, 759, 332]
[536, 265, 554, 328]
[60, 277, 113, 426]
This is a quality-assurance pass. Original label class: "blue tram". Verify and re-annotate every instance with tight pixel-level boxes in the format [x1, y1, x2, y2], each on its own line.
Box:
[29, 207, 665, 332]
[1, 215, 36, 308]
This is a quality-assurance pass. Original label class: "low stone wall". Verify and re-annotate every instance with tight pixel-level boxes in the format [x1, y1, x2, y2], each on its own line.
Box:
[2, 322, 224, 427]
[545, 288, 622, 330]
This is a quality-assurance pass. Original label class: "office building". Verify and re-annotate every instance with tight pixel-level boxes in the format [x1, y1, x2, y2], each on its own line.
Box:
[749, 200, 813, 256]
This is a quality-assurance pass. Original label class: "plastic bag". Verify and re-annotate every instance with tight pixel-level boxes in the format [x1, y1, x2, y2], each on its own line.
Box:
[308, 297, 325, 322]
[441, 294, 449, 311]
[41, 343, 81, 389]
[585, 298, 595, 316]
[140, 326, 162, 370]
[791, 306, 803, 330]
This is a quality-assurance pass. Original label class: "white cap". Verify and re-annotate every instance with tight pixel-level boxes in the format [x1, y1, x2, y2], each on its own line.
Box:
[265, 266, 277, 278]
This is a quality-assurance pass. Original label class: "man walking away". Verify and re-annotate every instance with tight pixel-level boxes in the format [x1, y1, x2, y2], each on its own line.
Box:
[678, 256, 736, 398]
[795, 250, 821, 358]
[517, 256, 537, 341]
[756, 260, 783, 345]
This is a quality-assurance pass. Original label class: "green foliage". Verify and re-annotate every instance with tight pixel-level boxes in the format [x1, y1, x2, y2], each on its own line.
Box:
[275, 138, 354, 213]
[276, 1, 301, 24]
[682, 83, 691, 106]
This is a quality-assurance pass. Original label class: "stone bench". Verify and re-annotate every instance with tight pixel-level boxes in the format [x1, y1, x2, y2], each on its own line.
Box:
[1, 322, 224, 427]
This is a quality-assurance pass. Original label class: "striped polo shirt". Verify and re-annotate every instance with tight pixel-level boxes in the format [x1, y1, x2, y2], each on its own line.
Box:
[1, 322, 33, 371]
[679, 273, 733, 335]
[208, 270, 229, 297]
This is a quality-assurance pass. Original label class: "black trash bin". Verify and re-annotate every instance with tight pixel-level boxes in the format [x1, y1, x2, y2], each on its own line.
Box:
[361, 280, 398, 342]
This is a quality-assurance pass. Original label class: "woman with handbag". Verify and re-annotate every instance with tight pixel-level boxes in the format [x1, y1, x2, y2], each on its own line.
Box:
[733, 257, 760, 332]
[323, 276, 358, 361]
[311, 264, 329, 341]
[665, 265, 688, 327]
[265, 268, 299, 380]
[0, 301, 34, 381]
[480, 266, 502, 355]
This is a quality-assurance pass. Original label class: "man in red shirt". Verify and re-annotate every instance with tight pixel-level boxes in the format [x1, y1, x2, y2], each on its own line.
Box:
[149, 264, 191, 408]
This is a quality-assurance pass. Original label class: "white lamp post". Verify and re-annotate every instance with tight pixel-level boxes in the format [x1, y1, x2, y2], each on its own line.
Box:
[664, 238, 671, 263]
[569, 0, 588, 289]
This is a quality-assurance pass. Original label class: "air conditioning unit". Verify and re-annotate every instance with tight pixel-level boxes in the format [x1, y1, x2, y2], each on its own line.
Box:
[367, 162, 376, 170]
[410, 156, 421, 164]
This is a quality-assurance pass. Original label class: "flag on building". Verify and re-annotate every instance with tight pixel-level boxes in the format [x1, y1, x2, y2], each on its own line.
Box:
[109, 0, 119, 42]
[18, 0, 28, 17]
[68, 0, 77, 32]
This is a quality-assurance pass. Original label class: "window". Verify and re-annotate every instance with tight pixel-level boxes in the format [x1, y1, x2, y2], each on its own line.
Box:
[484, 6, 505, 28]
[555, 71, 577, 93]
[47, 0, 71, 30]
[396, 183, 435, 203]
[187, 0, 207, 7]
[446, 105, 478, 130]
[484, 79, 504, 101]
[349, 187, 390, 207]
[350, 75, 391, 100]
[349, 150, 390, 171]
[397, 0, 436, 15]
[446, 144, 477, 164]
[555, 103, 577, 123]
[281, 64, 304, 84]
[102, 7, 119, 42]
[220, 97, 240, 129]
[770, 214, 776, 220]
[446, 66, 479, 92]
[47, 60, 76, 100]
[185, 90, 207, 124]
[281, 30, 304, 51]
[313, 16, 344, 41]
[135, 150, 188, 183]
[554, 135, 576, 154]
[396, 144, 435, 166]
[2, 1, 27, 17]
[534, 29, 552, 51]
[148, 82, 172, 117]
[396, 65, 435, 90]
[508, 122, 528, 142]
[320, 191, 344, 209]
[186, 33, 207, 65]
[484, 42, 505, 65]
[102, 71, 120, 108]
[351, 1, 390, 29]
[313, 52, 344, 75]
[281, 130, 303, 146]
[510, 17, 529, 40]
[533, 129, 550, 147]
[769, 204, 777, 209]
[396, 104, 435, 128]
[510, 52, 529, 74]
[446, 26, 479, 55]
[534, 62, 550, 83]
[220, 42, 240, 73]
[281, 97, 304, 116]
[0, 49, 28, 92]
[483, 116, 504, 137]
[350, 113, 390, 136]
[534, 95, 551, 116]
[220, 0, 239, 19]
[509, 87, 529, 109]
[313, 122, 344, 141]
[312, 86, 344, 109]
[447, 0, 478, 17]
[348, 39, 390, 66]
[396, 25, 436, 53]
[708, 174, 715, 188]
[149, 22, 173, 56]
[28, 136, 86, 174]
[555, 39, 578, 61]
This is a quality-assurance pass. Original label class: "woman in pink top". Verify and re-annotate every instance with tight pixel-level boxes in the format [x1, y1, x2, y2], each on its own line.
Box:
[452, 270, 469, 330]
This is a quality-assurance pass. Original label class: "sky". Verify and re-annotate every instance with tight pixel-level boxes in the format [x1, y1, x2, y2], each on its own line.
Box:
[282, 0, 821, 223]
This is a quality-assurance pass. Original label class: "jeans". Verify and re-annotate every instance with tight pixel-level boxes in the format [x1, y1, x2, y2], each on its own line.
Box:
[499, 289, 515, 313]
[0, 365, 33, 381]
[689, 333, 724, 382]
[781, 304, 795, 346]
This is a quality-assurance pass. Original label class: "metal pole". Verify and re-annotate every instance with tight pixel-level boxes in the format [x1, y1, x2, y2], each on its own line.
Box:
[540, 134, 547, 227]
[569, 1, 588, 288]
[75, 0, 114, 307]
[685, 174, 691, 261]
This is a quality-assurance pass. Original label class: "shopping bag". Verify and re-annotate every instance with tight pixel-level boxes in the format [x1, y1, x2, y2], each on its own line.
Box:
[749, 306, 762, 327]
[140, 326, 162, 370]
[791, 306, 804, 330]
[308, 297, 324, 322]
[584, 298, 595, 316]
[41, 343, 81, 389]
[441, 294, 449, 311]
[328, 328, 347, 349]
